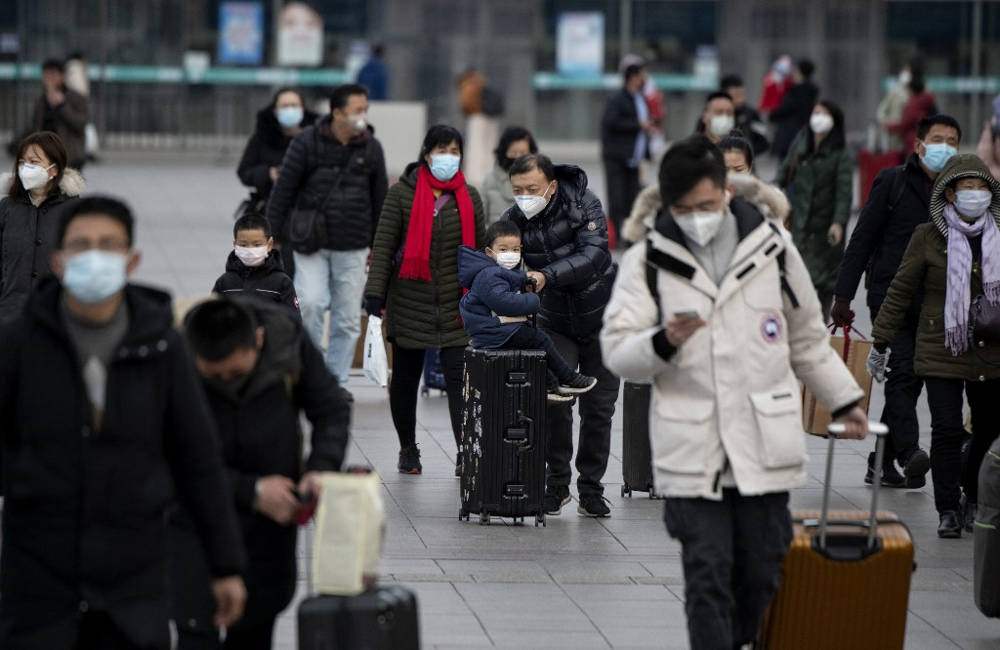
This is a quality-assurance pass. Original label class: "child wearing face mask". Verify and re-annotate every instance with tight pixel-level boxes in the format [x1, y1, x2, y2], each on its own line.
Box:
[457, 220, 597, 402]
[212, 211, 299, 315]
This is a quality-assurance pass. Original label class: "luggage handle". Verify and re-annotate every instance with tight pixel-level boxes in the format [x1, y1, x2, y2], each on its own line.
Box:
[505, 414, 535, 451]
[820, 421, 888, 551]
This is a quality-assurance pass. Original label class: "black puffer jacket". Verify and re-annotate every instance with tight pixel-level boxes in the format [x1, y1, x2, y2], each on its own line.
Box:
[237, 106, 319, 198]
[0, 169, 85, 323]
[212, 249, 298, 314]
[501, 165, 617, 338]
[0, 280, 246, 648]
[266, 115, 388, 251]
[171, 299, 349, 633]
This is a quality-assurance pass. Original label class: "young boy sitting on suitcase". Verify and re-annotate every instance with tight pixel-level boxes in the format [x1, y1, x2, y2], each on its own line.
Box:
[458, 220, 597, 403]
[213, 211, 299, 314]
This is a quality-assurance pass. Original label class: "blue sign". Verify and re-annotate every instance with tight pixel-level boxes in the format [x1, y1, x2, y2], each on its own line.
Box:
[218, 2, 263, 66]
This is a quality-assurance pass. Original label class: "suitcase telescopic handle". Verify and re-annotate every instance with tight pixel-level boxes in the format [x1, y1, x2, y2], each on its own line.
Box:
[820, 422, 889, 551]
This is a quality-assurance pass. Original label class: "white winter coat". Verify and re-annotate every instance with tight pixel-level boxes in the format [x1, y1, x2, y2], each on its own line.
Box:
[601, 199, 862, 500]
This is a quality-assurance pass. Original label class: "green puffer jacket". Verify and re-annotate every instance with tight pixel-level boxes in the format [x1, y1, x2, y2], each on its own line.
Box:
[873, 154, 1000, 381]
[776, 129, 853, 292]
[365, 163, 485, 349]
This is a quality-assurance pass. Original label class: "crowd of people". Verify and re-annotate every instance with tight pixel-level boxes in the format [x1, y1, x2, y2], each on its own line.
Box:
[0, 53, 999, 650]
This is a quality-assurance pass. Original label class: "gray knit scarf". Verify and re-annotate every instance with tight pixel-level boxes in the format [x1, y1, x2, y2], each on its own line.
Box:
[942, 202, 1000, 355]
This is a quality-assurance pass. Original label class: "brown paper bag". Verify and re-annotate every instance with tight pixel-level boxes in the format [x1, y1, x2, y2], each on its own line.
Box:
[802, 334, 873, 436]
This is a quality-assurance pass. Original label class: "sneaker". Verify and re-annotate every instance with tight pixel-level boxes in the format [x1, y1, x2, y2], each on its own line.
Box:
[397, 445, 422, 475]
[577, 493, 612, 518]
[543, 487, 572, 515]
[455, 451, 463, 478]
[900, 448, 930, 489]
[558, 373, 598, 395]
[937, 510, 962, 539]
[864, 452, 905, 488]
[547, 391, 574, 403]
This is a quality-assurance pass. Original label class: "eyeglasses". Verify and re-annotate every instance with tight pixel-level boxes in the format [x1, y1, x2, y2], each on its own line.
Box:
[63, 238, 131, 254]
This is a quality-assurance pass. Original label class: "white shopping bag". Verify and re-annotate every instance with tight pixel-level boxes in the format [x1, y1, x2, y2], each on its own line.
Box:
[312, 471, 385, 596]
[363, 316, 389, 387]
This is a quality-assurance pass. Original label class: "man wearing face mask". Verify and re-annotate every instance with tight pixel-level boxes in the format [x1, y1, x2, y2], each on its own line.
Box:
[833, 114, 962, 488]
[0, 196, 248, 648]
[601, 63, 654, 240]
[212, 211, 299, 315]
[501, 154, 619, 518]
[173, 297, 349, 649]
[267, 83, 388, 403]
[694, 91, 736, 145]
[601, 136, 868, 650]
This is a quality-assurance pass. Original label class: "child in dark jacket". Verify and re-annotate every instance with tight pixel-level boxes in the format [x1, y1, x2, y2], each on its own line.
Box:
[213, 212, 299, 314]
[458, 221, 597, 402]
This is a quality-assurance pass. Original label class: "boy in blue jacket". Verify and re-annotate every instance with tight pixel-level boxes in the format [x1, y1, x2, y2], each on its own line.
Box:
[459, 221, 597, 402]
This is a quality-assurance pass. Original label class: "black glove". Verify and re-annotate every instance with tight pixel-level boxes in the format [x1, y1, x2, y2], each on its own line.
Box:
[363, 296, 384, 318]
[830, 299, 853, 328]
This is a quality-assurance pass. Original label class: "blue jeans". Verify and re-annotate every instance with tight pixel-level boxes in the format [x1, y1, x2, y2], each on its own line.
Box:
[293, 248, 368, 386]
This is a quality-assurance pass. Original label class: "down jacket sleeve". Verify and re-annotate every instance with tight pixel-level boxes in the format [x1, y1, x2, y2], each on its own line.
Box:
[834, 167, 895, 301]
[266, 131, 310, 241]
[779, 231, 864, 412]
[832, 149, 854, 227]
[600, 244, 673, 380]
[369, 140, 389, 244]
[237, 133, 273, 196]
[871, 225, 929, 350]
[476, 271, 540, 317]
[541, 192, 612, 289]
[365, 181, 405, 300]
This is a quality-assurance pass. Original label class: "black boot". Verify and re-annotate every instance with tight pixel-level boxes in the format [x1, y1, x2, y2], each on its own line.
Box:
[937, 511, 962, 538]
[900, 448, 930, 489]
[864, 452, 905, 487]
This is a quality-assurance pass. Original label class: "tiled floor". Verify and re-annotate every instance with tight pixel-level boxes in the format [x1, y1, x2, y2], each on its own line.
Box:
[82, 154, 1000, 649]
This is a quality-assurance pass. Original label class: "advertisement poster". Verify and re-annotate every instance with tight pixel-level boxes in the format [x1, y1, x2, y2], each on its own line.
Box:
[557, 12, 604, 77]
[218, 2, 263, 66]
[277, 2, 324, 67]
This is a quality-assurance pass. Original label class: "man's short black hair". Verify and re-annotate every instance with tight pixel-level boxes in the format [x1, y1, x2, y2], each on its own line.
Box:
[508, 153, 555, 182]
[42, 58, 65, 73]
[233, 211, 272, 239]
[917, 114, 962, 142]
[484, 221, 522, 250]
[658, 135, 727, 207]
[329, 83, 368, 111]
[184, 299, 259, 362]
[705, 91, 734, 107]
[59, 195, 135, 248]
[623, 64, 645, 84]
[797, 59, 815, 79]
[719, 74, 743, 92]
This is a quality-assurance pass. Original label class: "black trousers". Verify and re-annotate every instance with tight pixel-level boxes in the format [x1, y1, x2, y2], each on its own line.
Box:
[389, 344, 464, 450]
[664, 490, 793, 650]
[545, 329, 620, 495]
[924, 376, 1000, 512]
[603, 159, 640, 242]
[74, 612, 143, 650]
[499, 324, 575, 386]
[869, 305, 924, 463]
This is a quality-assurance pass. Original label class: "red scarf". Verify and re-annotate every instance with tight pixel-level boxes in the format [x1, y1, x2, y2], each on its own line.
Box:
[398, 166, 476, 281]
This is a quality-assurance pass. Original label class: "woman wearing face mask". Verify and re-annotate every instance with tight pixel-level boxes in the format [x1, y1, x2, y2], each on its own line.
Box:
[0, 130, 84, 322]
[479, 126, 538, 224]
[237, 88, 317, 273]
[364, 125, 486, 476]
[870, 155, 1000, 539]
[776, 100, 852, 319]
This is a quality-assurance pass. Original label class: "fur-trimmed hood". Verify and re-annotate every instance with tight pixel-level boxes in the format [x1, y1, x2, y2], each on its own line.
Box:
[621, 173, 789, 243]
[929, 153, 1000, 237]
[3, 167, 85, 199]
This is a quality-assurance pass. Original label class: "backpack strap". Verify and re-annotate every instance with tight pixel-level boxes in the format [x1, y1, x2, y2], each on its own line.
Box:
[767, 222, 800, 309]
[886, 164, 908, 214]
[644, 239, 662, 323]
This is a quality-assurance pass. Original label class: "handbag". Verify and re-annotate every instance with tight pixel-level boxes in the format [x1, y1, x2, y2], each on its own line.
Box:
[287, 130, 354, 255]
[971, 294, 1000, 344]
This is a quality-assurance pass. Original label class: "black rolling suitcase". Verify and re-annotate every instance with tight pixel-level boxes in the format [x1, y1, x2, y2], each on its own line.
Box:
[621, 381, 660, 498]
[975, 436, 1000, 618]
[459, 348, 547, 526]
[298, 584, 420, 649]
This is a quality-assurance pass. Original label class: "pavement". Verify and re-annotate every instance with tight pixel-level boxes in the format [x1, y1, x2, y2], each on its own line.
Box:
[79, 153, 1000, 649]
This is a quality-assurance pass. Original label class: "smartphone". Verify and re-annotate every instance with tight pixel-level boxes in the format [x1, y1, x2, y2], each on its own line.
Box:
[672, 309, 699, 320]
[296, 489, 318, 526]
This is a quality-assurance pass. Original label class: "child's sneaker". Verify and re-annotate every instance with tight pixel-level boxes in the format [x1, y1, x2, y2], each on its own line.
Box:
[558, 373, 598, 395]
[397, 445, 422, 475]
[547, 391, 574, 403]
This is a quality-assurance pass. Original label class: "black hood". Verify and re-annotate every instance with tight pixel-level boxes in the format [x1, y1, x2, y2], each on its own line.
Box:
[224, 249, 285, 276]
[457, 245, 496, 289]
[255, 106, 319, 148]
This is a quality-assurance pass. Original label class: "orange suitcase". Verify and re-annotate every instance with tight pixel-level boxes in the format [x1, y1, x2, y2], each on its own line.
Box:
[759, 423, 915, 650]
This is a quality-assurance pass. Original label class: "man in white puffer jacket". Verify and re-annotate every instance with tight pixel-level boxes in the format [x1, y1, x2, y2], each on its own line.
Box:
[600, 135, 868, 650]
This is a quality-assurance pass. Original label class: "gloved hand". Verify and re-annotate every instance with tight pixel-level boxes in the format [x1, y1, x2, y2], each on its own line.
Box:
[363, 296, 384, 318]
[866, 346, 889, 383]
[830, 299, 853, 328]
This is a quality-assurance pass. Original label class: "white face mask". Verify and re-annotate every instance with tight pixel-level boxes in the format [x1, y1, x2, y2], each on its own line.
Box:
[810, 113, 834, 135]
[350, 113, 367, 133]
[19, 162, 54, 191]
[954, 189, 993, 219]
[493, 251, 521, 270]
[234, 245, 269, 267]
[676, 209, 725, 247]
[709, 114, 735, 137]
[515, 181, 554, 219]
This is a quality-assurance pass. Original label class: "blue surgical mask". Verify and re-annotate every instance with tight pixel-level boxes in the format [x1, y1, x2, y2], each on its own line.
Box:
[429, 153, 461, 181]
[920, 142, 957, 173]
[62, 250, 128, 304]
[276, 106, 304, 128]
[955, 189, 993, 219]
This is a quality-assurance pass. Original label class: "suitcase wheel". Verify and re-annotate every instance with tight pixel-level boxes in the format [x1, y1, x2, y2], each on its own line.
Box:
[459, 509, 469, 521]
[479, 512, 490, 525]
[535, 513, 545, 527]
[622, 484, 632, 498]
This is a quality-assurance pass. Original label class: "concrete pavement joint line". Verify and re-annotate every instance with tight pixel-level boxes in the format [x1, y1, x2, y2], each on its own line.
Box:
[447, 581, 495, 646]
[552, 577, 614, 648]
[382, 481, 431, 550]
[596, 516, 632, 553]
[906, 610, 964, 648]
